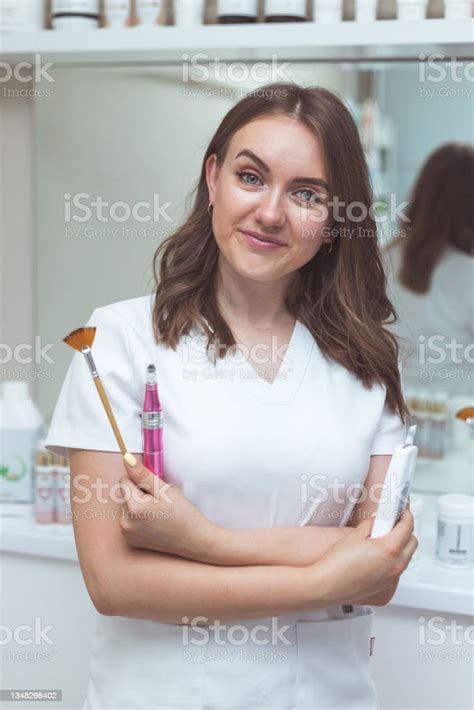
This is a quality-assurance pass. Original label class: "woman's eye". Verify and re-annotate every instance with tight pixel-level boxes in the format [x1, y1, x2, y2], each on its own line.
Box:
[295, 188, 323, 204]
[237, 171, 263, 186]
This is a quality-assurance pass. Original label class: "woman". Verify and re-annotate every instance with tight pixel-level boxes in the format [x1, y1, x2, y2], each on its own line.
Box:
[46, 82, 417, 710]
[382, 142, 474, 397]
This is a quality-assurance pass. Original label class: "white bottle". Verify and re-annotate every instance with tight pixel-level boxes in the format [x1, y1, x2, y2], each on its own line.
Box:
[136, 0, 162, 25]
[397, 0, 428, 21]
[264, 0, 307, 20]
[436, 494, 474, 568]
[104, 0, 130, 27]
[445, 0, 472, 18]
[173, 0, 204, 26]
[52, 0, 100, 30]
[355, 0, 379, 21]
[0, 0, 44, 31]
[0, 382, 44, 514]
[314, 0, 344, 22]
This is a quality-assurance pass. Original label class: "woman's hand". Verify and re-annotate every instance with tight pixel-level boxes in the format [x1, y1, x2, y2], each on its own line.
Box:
[307, 508, 418, 608]
[118, 456, 222, 563]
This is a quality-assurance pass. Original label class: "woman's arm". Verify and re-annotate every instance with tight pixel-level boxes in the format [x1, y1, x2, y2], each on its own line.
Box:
[70, 449, 328, 624]
[118, 456, 352, 568]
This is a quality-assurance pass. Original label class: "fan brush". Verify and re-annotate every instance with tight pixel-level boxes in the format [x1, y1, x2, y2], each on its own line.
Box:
[63, 326, 127, 455]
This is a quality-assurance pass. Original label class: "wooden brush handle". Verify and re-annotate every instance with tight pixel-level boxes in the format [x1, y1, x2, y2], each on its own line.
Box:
[93, 377, 128, 455]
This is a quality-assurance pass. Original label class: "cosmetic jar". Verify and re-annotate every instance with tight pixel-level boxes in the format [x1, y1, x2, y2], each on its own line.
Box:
[135, 0, 162, 25]
[174, 0, 204, 25]
[436, 494, 474, 568]
[445, 0, 472, 18]
[217, 0, 259, 23]
[314, 0, 344, 22]
[52, 0, 100, 29]
[397, 0, 428, 20]
[355, 0, 379, 20]
[104, 0, 130, 27]
[265, 0, 307, 21]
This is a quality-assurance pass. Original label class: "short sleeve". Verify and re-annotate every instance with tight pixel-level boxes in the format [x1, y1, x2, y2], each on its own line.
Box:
[370, 393, 407, 456]
[44, 306, 142, 459]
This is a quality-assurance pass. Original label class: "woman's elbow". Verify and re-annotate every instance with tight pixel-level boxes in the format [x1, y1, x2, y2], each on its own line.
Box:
[82, 569, 120, 616]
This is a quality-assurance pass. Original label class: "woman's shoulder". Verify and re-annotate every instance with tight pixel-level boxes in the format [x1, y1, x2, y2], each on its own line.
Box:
[89, 294, 154, 332]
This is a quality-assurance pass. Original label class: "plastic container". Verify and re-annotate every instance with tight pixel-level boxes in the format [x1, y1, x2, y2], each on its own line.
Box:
[52, 0, 100, 29]
[397, 0, 428, 19]
[217, 0, 259, 23]
[23, 0, 45, 30]
[436, 494, 474, 568]
[104, 0, 130, 27]
[314, 0, 344, 22]
[355, 0, 379, 20]
[136, 0, 162, 25]
[0, 382, 44, 509]
[264, 0, 307, 21]
[173, 0, 204, 25]
[0, 0, 45, 31]
[445, 0, 471, 18]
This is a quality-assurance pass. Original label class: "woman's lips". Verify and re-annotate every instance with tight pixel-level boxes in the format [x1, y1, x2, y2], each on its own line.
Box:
[239, 230, 287, 251]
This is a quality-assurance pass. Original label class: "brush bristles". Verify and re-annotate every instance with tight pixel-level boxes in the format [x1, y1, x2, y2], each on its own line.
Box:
[63, 327, 97, 352]
[456, 406, 474, 421]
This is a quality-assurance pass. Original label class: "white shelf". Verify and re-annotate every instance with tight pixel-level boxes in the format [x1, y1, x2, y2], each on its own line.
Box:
[0, 20, 473, 65]
[1, 493, 473, 615]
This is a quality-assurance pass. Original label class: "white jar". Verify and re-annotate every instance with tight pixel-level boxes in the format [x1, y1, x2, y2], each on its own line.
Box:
[217, 0, 259, 20]
[174, 0, 204, 26]
[136, 0, 162, 26]
[314, 0, 344, 22]
[445, 0, 471, 18]
[355, 0, 379, 20]
[104, 0, 130, 27]
[52, 0, 100, 29]
[397, 0, 428, 20]
[0, 0, 44, 31]
[436, 494, 474, 568]
[265, 0, 307, 20]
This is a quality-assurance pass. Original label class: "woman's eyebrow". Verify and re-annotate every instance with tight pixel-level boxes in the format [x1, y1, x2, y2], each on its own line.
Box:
[234, 149, 329, 191]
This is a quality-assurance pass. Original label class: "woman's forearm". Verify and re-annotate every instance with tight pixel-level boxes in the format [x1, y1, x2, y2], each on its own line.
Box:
[105, 546, 324, 625]
[195, 525, 353, 568]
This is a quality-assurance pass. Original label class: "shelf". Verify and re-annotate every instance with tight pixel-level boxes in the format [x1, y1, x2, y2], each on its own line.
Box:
[1, 20, 473, 66]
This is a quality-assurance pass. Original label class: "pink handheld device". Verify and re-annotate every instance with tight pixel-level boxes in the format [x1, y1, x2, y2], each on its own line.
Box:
[142, 363, 164, 479]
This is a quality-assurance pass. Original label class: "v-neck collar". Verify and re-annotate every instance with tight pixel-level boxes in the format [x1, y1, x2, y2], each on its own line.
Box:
[190, 317, 316, 405]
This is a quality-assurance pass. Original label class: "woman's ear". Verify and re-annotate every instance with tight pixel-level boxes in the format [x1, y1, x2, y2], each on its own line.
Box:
[205, 153, 219, 205]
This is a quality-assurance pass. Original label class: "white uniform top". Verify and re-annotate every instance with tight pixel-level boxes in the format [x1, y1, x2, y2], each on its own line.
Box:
[45, 294, 406, 710]
[382, 243, 474, 398]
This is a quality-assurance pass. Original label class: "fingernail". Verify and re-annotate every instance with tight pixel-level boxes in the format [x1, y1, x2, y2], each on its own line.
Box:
[123, 452, 137, 467]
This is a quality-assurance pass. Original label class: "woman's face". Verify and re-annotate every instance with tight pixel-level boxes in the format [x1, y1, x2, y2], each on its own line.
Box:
[205, 115, 331, 284]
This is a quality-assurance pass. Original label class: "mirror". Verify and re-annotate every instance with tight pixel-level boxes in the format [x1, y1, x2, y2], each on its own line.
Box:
[31, 60, 473, 496]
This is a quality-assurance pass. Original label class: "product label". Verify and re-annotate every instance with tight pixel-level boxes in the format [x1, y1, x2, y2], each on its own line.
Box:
[266, 0, 306, 15]
[436, 520, 474, 567]
[0, 430, 38, 503]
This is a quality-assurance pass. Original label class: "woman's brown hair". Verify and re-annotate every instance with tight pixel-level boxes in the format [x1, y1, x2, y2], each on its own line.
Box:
[385, 142, 474, 294]
[152, 82, 409, 422]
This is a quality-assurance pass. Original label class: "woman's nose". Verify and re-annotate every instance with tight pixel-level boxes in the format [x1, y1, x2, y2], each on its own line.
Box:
[254, 190, 286, 229]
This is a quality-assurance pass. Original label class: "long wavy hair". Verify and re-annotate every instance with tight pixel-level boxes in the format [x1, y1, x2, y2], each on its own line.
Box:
[152, 82, 409, 422]
[384, 142, 474, 294]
